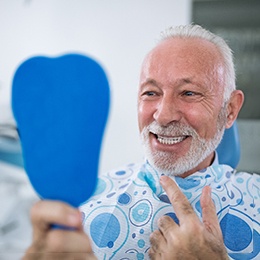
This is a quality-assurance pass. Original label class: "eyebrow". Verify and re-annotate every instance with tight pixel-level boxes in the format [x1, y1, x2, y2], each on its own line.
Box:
[140, 78, 158, 88]
[140, 77, 195, 89]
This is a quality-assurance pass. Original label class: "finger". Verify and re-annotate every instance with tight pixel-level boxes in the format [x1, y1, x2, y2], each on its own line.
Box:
[149, 229, 165, 259]
[160, 176, 198, 223]
[46, 229, 93, 253]
[24, 231, 95, 260]
[201, 186, 218, 222]
[150, 229, 167, 253]
[201, 186, 222, 234]
[23, 251, 96, 260]
[148, 248, 160, 260]
[157, 215, 178, 239]
[30, 200, 82, 240]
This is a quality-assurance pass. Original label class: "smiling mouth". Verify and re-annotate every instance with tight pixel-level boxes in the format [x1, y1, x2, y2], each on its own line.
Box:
[153, 133, 188, 145]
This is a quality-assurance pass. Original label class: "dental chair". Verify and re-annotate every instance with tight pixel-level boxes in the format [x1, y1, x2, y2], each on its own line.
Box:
[216, 121, 240, 169]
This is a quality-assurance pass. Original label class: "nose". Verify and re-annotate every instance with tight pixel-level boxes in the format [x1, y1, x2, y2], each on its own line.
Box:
[153, 96, 182, 126]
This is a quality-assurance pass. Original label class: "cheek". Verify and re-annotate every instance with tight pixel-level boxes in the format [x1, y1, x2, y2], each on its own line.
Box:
[184, 107, 218, 139]
[138, 102, 154, 131]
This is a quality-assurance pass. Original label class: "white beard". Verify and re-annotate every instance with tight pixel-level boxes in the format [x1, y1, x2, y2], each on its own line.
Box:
[140, 107, 227, 176]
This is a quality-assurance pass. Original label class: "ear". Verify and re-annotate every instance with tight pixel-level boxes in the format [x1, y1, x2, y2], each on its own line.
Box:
[225, 90, 244, 129]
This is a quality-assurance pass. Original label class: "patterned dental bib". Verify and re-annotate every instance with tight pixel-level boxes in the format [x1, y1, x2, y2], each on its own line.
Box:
[80, 161, 260, 260]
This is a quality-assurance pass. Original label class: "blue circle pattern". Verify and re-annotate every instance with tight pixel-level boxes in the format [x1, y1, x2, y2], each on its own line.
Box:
[90, 213, 120, 248]
[129, 199, 153, 227]
[80, 162, 260, 259]
[118, 192, 131, 205]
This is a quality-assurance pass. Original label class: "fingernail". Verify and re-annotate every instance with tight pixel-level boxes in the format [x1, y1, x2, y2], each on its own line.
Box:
[160, 175, 168, 184]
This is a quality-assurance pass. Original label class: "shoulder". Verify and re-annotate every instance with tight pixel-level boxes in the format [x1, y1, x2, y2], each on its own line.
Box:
[230, 171, 259, 193]
[232, 170, 260, 183]
[100, 163, 144, 177]
[100, 161, 146, 179]
[80, 162, 145, 205]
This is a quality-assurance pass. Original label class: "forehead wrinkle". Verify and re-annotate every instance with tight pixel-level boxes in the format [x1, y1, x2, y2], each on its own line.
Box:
[140, 38, 225, 96]
[174, 77, 197, 86]
[139, 78, 161, 93]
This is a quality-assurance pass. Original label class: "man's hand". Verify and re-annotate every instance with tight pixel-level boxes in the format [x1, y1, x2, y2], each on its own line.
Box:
[149, 176, 228, 260]
[23, 200, 96, 260]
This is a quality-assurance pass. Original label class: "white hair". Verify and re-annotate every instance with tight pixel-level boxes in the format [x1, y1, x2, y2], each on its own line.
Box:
[160, 24, 236, 102]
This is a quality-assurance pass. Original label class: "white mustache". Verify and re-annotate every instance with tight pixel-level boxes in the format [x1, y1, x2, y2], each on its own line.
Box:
[146, 121, 197, 137]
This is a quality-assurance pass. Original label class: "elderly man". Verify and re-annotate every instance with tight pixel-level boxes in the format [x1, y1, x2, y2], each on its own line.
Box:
[23, 24, 259, 260]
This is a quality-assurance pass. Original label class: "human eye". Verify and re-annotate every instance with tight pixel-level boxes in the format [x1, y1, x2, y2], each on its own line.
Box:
[143, 91, 156, 96]
[140, 85, 160, 100]
[181, 89, 203, 102]
[183, 90, 196, 96]
[140, 90, 158, 101]
[182, 89, 204, 97]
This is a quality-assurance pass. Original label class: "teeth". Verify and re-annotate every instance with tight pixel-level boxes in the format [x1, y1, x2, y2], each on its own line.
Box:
[157, 135, 186, 145]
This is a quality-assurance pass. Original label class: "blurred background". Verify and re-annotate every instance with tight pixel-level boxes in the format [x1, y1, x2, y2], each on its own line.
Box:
[0, 0, 259, 258]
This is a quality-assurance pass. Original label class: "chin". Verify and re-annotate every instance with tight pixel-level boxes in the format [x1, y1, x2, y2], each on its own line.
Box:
[147, 153, 199, 177]
[144, 139, 218, 177]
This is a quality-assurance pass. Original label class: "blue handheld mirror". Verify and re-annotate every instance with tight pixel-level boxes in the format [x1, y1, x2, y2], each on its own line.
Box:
[12, 54, 110, 207]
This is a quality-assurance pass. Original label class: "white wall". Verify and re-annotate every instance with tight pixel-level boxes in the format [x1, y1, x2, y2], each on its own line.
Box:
[0, 0, 191, 173]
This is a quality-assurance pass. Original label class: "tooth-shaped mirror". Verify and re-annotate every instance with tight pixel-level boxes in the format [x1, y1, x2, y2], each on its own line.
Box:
[12, 54, 110, 207]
